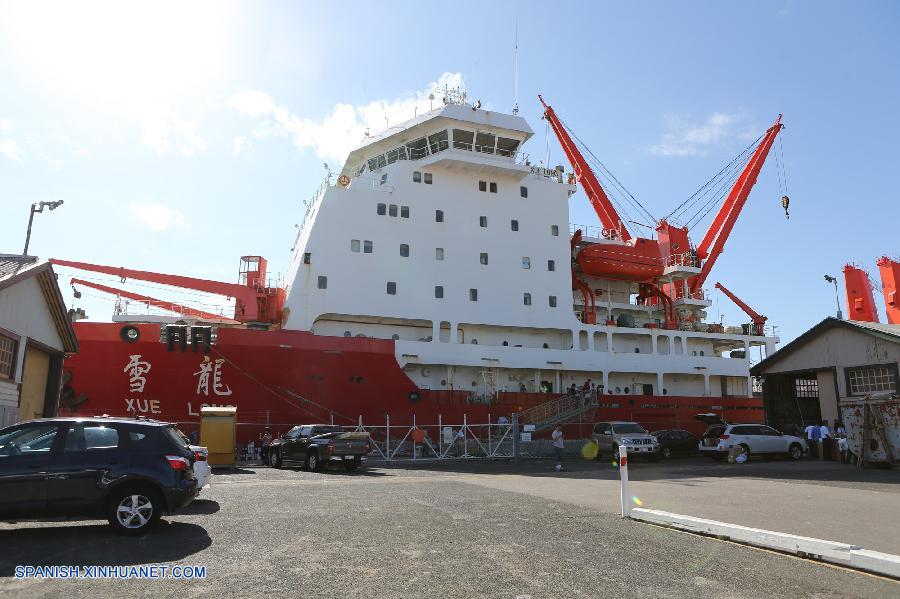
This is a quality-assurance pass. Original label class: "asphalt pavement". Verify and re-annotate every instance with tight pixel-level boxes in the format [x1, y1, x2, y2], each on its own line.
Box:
[0, 458, 897, 598]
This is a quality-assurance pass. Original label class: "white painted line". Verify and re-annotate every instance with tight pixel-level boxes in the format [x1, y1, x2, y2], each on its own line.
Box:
[630, 508, 899, 579]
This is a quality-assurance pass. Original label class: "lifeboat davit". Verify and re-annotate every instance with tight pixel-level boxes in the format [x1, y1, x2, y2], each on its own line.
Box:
[576, 237, 665, 281]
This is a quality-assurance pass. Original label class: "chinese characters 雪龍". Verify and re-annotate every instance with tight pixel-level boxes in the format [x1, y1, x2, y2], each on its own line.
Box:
[123, 354, 151, 393]
[194, 356, 232, 396]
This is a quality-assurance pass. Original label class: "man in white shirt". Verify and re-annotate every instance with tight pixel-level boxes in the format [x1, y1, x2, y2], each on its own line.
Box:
[552, 425, 564, 470]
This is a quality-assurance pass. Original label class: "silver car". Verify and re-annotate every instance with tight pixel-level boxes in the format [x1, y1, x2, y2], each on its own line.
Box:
[591, 421, 660, 461]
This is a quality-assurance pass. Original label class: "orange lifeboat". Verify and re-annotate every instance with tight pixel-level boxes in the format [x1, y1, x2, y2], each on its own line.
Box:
[576, 237, 664, 281]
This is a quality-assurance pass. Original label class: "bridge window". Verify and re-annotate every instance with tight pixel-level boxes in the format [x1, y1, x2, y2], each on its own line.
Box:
[434, 286, 444, 299]
[479, 216, 488, 227]
[523, 293, 532, 306]
[350, 239, 360, 252]
[489, 182, 497, 193]
[413, 171, 422, 183]
[520, 186, 528, 198]
[548, 260, 555, 271]
[551, 225, 559, 236]
[435, 209, 444, 222]
[479, 180, 487, 192]
[401, 205, 409, 218]
[364, 240, 373, 254]
[511, 219, 519, 231]
[480, 253, 488, 265]
[496, 137, 520, 157]
[388, 204, 398, 217]
[453, 129, 474, 150]
[317, 276, 327, 289]
[469, 288, 478, 302]
[406, 137, 428, 159]
[475, 131, 496, 154]
[400, 244, 409, 257]
[549, 295, 557, 308]
[424, 173, 433, 185]
[427, 130, 449, 154]
[435, 247, 444, 260]
[386, 282, 397, 295]
[377, 203, 386, 215]
[522, 257, 531, 269]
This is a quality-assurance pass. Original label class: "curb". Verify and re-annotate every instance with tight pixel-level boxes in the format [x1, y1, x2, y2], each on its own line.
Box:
[629, 508, 900, 579]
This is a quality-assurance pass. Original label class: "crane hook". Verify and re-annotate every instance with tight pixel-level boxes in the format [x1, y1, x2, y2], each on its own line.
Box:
[781, 195, 790, 219]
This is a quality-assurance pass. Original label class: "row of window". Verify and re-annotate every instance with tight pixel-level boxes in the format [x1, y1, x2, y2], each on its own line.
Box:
[347, 239, 556, 271]
[477, 180, 529, 198]
[318, 276, 558, 306]
[412, 171, 433, 184]
[376, 203, 410, 218]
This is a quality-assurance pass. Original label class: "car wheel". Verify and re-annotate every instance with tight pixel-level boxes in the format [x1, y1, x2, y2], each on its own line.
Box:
[661, 447, 672, 459]
[270, 449, 282, 469]
[739, 444, 751, 459]
[107, 487, 162, 535]
[788, 443, 803, 461]
[306, 451, 321, 471]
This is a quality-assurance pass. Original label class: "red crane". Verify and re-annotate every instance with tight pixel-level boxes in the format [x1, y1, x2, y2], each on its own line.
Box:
[691, 115, 784, 293]
[714, 282, 767, 335]
[539, 95, 631, 242]
[50, 257, 285, 324]
[70, 278, 238, 323]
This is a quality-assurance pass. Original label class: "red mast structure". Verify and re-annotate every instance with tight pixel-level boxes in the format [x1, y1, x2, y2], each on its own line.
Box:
[714, 282, 768, 335]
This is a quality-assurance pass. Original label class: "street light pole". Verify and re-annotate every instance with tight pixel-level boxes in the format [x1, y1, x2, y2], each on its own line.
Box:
[823, 275, 843, 319]
[22, 200, 64, 255]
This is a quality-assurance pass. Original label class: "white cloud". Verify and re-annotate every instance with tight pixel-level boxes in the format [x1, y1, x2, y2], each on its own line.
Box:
[128, 200, 191, 232]
[73, 147, 91, 158]
[232, 136, 247, 156]
[30, 141, 64, 169]
[0, 119, 11, 131]
[229, 72, 466, 163]
[0, 138, 24, 160]
[650, 112, 746, 157]
[140, 117, 208, 157]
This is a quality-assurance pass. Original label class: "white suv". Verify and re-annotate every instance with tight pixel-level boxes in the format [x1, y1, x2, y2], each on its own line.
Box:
[696, 415, 806, 461]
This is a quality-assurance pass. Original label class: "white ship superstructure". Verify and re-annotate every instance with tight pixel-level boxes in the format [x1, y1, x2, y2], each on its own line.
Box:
[283, 94, 778, 402]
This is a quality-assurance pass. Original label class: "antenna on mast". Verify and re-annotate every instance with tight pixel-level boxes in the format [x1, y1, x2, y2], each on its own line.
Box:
[512, 18, 519, 115]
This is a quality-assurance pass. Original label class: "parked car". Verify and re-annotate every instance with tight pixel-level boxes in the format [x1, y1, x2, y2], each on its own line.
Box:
[591, 421, 660, 461]
[651, 429, 700, 459]
[0, 417, 199, 535]
[696, 414, 807, 460]
[269, 424, 371, 471]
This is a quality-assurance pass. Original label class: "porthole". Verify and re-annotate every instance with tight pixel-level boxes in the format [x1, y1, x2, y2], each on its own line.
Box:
[471, 339, 478, 345]
[615, 387, 621, 393]
[344, 331, 351, 337]
[542, 343, 549, 349]
[624, 387, 630, 394]
[502, 341, 509, 346]
[120, 325, 140, 343]
[391, 334, 399, 341]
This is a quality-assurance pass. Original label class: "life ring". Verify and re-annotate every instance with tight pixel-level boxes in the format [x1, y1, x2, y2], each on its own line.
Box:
[337, 174, 351, 187]
[601, 228, 612, 239]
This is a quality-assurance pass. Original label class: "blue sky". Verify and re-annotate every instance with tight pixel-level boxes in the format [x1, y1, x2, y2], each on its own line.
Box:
[1, 0, 898, 346]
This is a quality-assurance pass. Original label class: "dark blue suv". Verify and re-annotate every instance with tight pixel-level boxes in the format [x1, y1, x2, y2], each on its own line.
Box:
[0, 417, 199, 535]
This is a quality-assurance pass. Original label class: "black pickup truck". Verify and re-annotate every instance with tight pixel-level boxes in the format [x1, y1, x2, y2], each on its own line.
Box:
[268, 425, 370, 471]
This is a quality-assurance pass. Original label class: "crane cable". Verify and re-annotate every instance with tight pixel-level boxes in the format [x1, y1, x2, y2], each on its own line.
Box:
[556, 115, 658, 226]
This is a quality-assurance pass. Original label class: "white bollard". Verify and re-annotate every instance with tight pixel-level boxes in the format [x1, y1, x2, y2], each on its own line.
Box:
[619, 444, 631, 518]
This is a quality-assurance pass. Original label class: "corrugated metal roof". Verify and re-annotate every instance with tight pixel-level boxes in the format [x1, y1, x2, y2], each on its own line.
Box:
[0, 254, 38, 280]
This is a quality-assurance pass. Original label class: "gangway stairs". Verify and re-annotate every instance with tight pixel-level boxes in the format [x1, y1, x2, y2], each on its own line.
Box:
[519, 392, 598, 432]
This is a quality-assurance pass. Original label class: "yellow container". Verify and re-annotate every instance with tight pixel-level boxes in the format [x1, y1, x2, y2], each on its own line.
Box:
[199, 406, 237, 468]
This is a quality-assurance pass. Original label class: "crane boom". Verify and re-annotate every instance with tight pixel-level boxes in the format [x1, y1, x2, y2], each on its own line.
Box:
[70, 278, 238, 322]
[691, 115, 784, 292]
[50, 258, 265, 322]
[715, 282, 767, 335]
[539, 95, 632, 242]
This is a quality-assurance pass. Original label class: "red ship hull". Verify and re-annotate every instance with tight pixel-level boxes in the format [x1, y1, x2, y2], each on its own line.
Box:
[62, 322, 763, 444]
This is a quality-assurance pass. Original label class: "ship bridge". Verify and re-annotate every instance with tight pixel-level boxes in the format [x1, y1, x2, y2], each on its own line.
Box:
[341, 103, 537, 180]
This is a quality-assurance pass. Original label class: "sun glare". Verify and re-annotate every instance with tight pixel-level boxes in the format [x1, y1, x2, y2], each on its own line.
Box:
[4, 1, 234, 114]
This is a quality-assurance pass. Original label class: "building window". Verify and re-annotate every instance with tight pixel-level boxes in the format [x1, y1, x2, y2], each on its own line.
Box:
[401, 205, 409, 218]
[399, 244, 410, 257]
[489, 182, 497, 193]
[479, 216, 487, 228]
[469, 288, 478, 302]
[847, 365, 897, 395]
[547, 260, 555, 271]
[523, 293, 532, 306]
[377, 203, 386, 215]
[317, 276, 327, 289]
[302, 252, 311, 264]
[794, 378, 819, 398]
[350, 239, 360, 252]
[549, 295, 557, 307]
[435, 286, 444, 299]
[386, 282, 397, 295]
[551, 225, 559, 236]
[364, 240, 373, 253]
[435, 209, 444, 222]
[388, 204, 398, 217]
[0, 334, 17, 379]
[424, 173, 433, 184]
[435, 248, 444, 261]
[479, 180, 487, 192]
[520, 186, 528, 198]
[480, 253, 488, 265]
[522, 257, 531, 269]
[413, 171, 422, 183]
[511, 219, 519, 231]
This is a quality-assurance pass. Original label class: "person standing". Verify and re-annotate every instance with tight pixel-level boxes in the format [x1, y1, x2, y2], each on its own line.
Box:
[552, 425, 564, 470]
[260, 427, 273, 465]
[819, 420, 833, 461]
[806, 422, 821, 459]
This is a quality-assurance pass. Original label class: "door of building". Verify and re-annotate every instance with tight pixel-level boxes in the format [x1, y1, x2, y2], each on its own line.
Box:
[20, 347, 50, 422]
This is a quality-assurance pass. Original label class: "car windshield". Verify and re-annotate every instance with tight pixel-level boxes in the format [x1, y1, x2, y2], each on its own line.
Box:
[286, 426, 304, 439]
[612, 423, 647, 434]
[312, 426, 344, 436]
